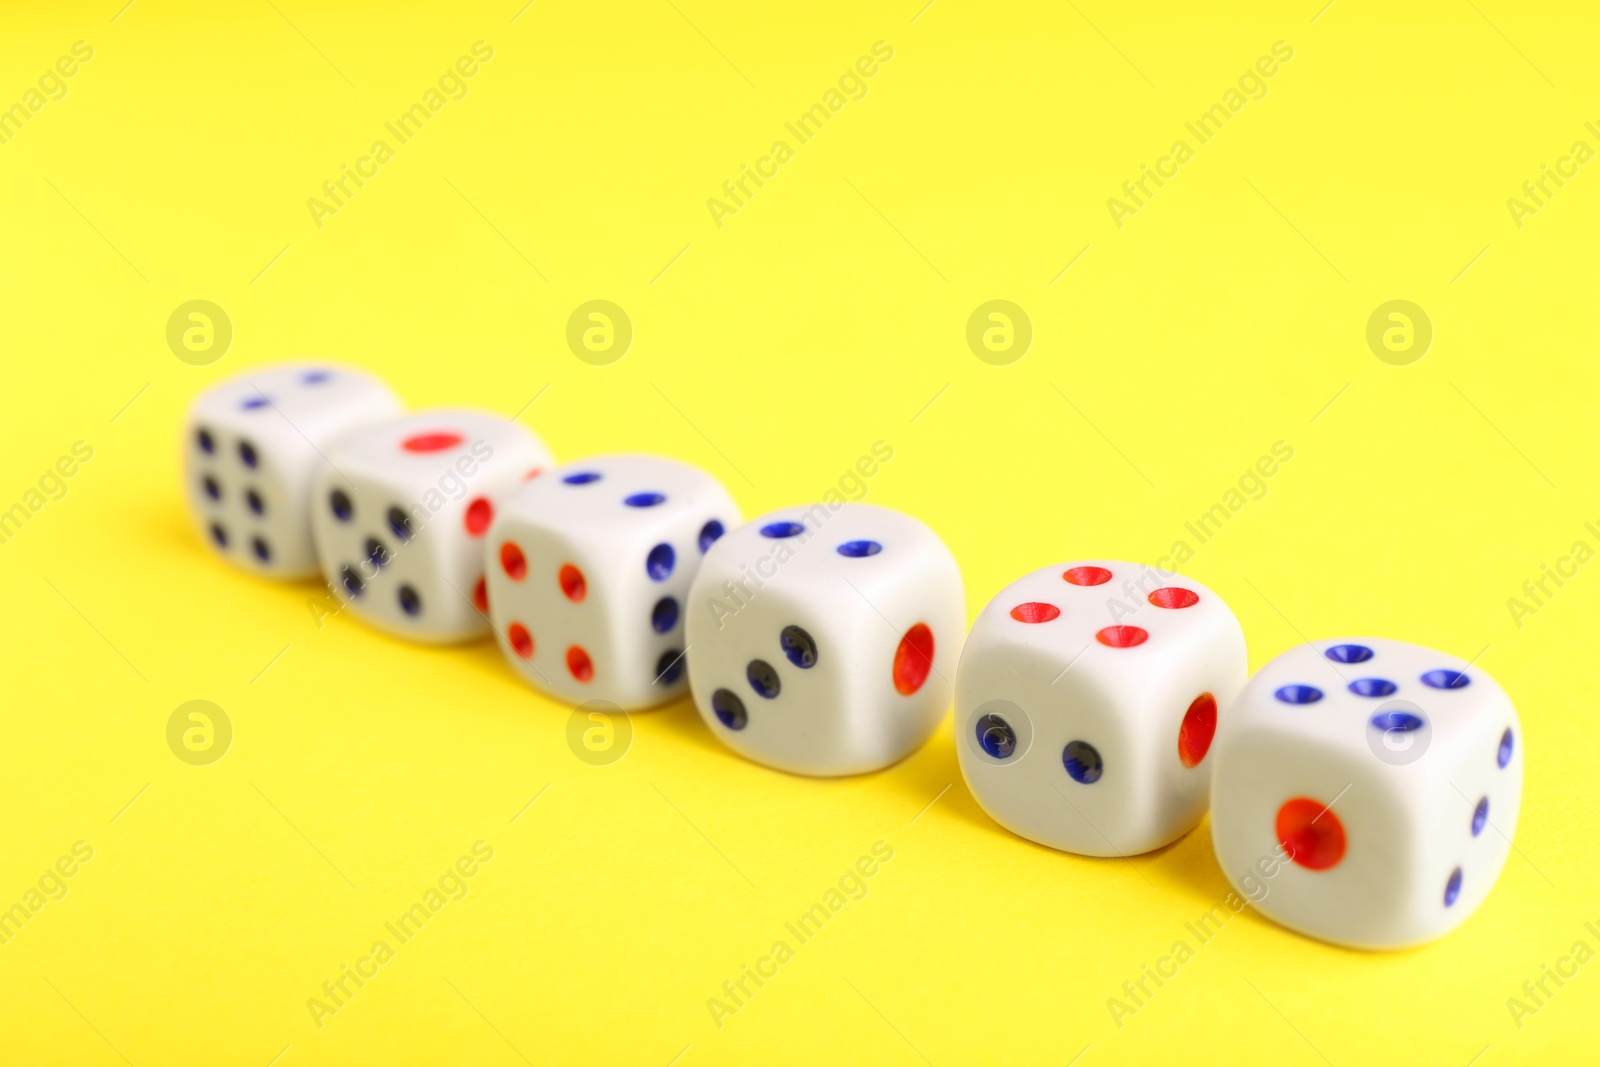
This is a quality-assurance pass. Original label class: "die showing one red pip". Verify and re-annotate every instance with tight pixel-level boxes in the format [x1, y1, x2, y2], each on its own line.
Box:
[309, 410, 552, 643]
[1211, 638, 1523, 948]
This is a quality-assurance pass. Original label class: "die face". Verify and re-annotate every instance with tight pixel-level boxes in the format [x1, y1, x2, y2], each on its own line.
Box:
[686, 503, 965, 776]
[183, 362, 401, 578]
[484, 455, 740, 710]
[309, 409, 552, 643]
[1210, 637, 1523, 949]
[955, 561, 1247, 856]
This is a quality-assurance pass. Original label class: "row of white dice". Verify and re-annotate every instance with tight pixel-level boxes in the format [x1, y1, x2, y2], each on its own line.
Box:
[183, 363, 1523, 951]
[954, 561, 1523, 950]
[182, 363, 962, 769]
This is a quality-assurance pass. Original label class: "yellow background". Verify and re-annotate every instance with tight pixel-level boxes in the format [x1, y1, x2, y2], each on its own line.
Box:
[1, 0, 1596, 1063]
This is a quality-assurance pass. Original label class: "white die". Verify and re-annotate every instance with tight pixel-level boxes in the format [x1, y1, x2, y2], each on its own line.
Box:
[309, 410, 553, 643]
[685, 503, 964, 776]
[484, 454, 740, 710]
[954, 561, 1246, 856]
[1210, 638, 1523, 949]
[182, 362, 401, 577]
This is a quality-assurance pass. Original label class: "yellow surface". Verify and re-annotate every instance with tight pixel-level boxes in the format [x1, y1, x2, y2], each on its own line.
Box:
[1, 1, 1596, 1063]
